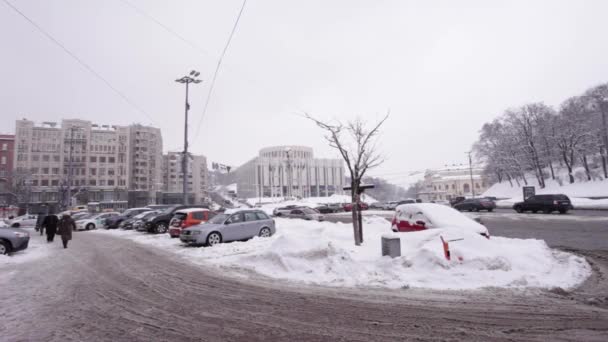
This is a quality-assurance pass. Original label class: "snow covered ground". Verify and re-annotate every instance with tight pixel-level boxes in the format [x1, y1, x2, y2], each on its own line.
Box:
[0, 233, 53, 268]
[485, 176, 608, 209]
[94, 217, 591, 291]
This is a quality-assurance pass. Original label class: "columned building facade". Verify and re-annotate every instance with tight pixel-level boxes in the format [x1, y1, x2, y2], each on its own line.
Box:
[234, 146, 345, 199]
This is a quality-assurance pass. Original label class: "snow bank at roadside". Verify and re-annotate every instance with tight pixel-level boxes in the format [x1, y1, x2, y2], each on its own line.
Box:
[495, 196, 608, 210]
[484, 177, 608, 199]
[96, 217, 591, 290]
[0, 234, 52, 267]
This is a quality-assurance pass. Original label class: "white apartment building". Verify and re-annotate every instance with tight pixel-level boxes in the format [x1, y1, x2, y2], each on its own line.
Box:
[13, 119, 162, 207]
[416, 166, 489, 202]
[162, 152, 208, 204]
[234, 146, 345, 199]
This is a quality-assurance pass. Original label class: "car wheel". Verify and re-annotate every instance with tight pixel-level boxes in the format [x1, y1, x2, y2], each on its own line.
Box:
[0, 240, 10, 255]
[515, 207, 523, 213]
[487, 209, 494, 212]
[11, 223, 20, 228]
[558, 209, 567, 214]
[259, 227, 271, 237]
[156, 222, 168, 234]
[206, 232, 222, 246]
[543, 209, 552, 214]
[468, 208, 473, 212]
[474, 207, 480, 212]
[86, 223, 94, 230]
[532, 210, 538, 214]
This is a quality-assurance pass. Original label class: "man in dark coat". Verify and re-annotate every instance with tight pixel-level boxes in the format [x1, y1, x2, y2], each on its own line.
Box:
[42, 214, 60, 242]
[57, 214, 75, 249]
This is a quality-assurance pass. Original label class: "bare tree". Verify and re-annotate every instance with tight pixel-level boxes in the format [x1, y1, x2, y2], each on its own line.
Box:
[304, 113, 389, 246]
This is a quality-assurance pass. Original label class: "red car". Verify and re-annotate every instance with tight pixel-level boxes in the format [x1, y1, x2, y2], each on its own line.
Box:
[390, 203, 489, 238]
[342, 202, 369, 211]
[168, 208, 213, 238]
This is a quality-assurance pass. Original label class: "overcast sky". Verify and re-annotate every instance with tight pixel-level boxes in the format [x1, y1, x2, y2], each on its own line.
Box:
[2, 0, 608, 187]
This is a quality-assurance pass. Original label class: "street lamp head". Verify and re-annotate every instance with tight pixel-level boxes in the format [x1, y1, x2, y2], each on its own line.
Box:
[194, 71, 200, 77]
[190, 70, 196, 76]
[193, 79, 202, 84]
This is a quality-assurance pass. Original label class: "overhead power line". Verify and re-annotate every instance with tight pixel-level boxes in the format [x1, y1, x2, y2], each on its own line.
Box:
[2, 0, 156, 125]
[192, 0, 248, 144]
[118, 0, 211, 58]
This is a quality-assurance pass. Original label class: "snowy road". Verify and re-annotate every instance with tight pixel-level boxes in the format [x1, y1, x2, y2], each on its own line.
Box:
[2, 232, 608, 341]
[325, 211, 608, 250]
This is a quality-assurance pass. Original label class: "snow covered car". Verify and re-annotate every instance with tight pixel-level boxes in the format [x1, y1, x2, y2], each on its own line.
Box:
[7, 214, 39, 228]
[75, 212, 120, 230]
[391, 203, 489, 238]
[180, 209, 275, 247]
[0, 225, 30, 255]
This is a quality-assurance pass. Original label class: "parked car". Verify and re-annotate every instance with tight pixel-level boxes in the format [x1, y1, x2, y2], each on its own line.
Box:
[390, 203, 490, 238]
[453, 198, 496, 212]
[146, 204, 173, 211]
[105, 207, 151, 229]
[133, 211, 161, 231]
[146, 205, 208, 233]
[343, 202, 369, 211]
[398, 199, 416, 205]
[75, 212, 120, 230]
[7, 214, 39, 228]
[168, 208, 215, 238]
[513, 194, 572, 214]
[315, 203, 343, 214]
[180, 209, 275, 247]
[449, 196, 466, 207]
[383, 201, 398, 210]
[285, 207, 325, 221]
[0, 224, 30, 255]
[272, 205, 302, 217]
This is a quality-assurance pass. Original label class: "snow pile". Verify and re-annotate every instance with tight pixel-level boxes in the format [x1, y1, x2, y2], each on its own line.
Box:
[0, 234, 52, 267]
[96, 218, 591, 290]
[484, 176, 608, 199]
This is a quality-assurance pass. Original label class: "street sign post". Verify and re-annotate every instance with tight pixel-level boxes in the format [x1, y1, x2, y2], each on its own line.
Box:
[523, 186, 535, 200]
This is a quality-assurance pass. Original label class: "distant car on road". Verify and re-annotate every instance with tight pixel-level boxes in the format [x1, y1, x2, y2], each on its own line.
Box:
[272, 205, 302, 217]
[513, 194, 572, 214]
[453, 198, 496, 212]
[285, 207, 324, 221]
[343, 202, 369, 211]
[0, 224, 30, 255]
[449, 197, 466, 207]
[315, 203, 343, 214]
[390, 203, 490, 238]
[180, 209, 275, 247]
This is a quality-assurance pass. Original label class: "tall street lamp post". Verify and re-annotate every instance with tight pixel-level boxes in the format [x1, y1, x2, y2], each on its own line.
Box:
[175, 71, 202, 205]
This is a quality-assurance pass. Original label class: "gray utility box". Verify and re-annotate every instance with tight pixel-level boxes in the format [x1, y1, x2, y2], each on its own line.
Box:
[381, 236, 401, 258]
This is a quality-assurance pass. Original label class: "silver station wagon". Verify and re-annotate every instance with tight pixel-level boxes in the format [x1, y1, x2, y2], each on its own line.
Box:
[180, 209, 276, 247]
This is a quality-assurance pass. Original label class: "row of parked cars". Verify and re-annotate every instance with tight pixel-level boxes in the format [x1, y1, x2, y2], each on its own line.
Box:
[106, 205, 277, 247]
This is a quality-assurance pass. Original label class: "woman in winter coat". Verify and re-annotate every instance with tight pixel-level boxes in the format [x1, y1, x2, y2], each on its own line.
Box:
[57, 214, 75, 249]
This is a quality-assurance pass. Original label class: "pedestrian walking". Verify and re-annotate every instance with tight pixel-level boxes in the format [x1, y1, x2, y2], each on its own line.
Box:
[42, 213, 59, 243]
[57, 214, 75, 249]
[36, 211, 45, 236]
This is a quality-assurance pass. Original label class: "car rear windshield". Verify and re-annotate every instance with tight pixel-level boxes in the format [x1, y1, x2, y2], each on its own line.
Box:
[173, 213, 187, 220]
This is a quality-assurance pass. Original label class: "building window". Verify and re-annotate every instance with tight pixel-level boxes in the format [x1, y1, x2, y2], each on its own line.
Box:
[51, 180, 59, 186]
[1, 143, 6, 151]
[52, 168, 59, 175]
[109, 157, 115, 163]
[0, 156, 5, 165]
[90, 168, 97, 176]
[90, 156, 97, 162]
[32, 155, 39, 161]
[108, 180, 115, 186]
[42, 168, 49, 174]
[100, 157, 106, 163]
[41, 179, 49, 186]
[89, 179, 96, 186]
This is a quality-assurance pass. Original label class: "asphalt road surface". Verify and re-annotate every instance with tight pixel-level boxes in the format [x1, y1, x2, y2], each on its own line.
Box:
[2, 230, 608, 342]
[325, 210, 608, 250]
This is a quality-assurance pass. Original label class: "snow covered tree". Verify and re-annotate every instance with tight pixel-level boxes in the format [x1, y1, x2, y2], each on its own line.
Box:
[305, 113, 389, 246]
